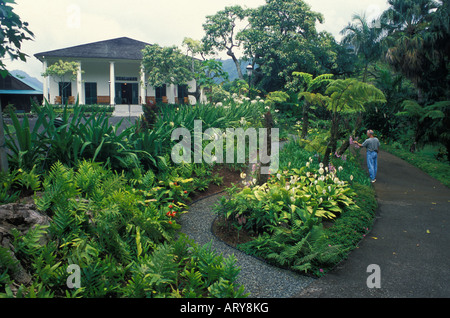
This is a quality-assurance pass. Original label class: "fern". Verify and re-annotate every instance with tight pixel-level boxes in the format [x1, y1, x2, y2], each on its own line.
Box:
[12, 225, 48, 259]
[0, 246, 19, 274]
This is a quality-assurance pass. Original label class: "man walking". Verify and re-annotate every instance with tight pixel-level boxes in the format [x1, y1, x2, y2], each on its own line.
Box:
[354, 130, 380, 183]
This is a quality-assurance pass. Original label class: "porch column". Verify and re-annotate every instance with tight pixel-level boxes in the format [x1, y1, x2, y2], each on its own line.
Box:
[140, 64, 146, 105]
[76, 61, 84, 104]
[109, 61, 115, 106]
[42, 59, 48, 105]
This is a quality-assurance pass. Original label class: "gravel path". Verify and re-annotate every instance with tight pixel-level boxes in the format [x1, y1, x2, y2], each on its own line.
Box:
[179, 193, 315, 298]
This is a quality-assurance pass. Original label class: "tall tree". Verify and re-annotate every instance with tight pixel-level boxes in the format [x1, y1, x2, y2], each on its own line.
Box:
[381, 0, 440, 102]
[202, 5, 249, 80]
[141, 45, 193, 89]
[238, 0, 328, 92]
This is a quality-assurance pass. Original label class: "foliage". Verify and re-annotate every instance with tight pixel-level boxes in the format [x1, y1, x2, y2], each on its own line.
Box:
[1, 160, 246, 298]
[142, 44, 193, 88]
[0, 0, 34, 77]
[202, 5, 249, 80]
[219, 138, 376, 276]
[396, 99, 450, 158]
[340, 13, 383, 82]
[215, 142, 358, 236]
[382, 142, 450, 187]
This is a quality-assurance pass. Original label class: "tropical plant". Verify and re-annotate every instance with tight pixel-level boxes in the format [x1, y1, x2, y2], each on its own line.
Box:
[340, 13, 383, 82]
[397, 99, 450, 158]
[321, 79, 386, 166]
[381, 0, 440, 102]
[293, 72, 334, 138]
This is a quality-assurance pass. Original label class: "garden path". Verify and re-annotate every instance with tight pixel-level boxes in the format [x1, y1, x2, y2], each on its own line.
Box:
[296, 149, 450, 297]
[181, 147, 450, 298]
[179, 138, 316, 297]
[179, 192, 316, 298]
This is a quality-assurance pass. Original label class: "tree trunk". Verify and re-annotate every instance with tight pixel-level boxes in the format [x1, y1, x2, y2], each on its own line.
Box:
[323, 116, 339, 168]
[301, 102, 309, 139]
[337, 113, 362, 156]
[228, 50, 244, 80]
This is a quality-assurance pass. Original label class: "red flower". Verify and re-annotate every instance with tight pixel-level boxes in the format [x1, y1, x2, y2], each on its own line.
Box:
[169, 204, 173, 209]
[184, 190, 187, 194]
[169, 221, 172, 224]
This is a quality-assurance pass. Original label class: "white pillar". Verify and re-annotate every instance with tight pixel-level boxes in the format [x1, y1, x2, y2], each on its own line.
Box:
[109, 61, 115, 106]
[140, 64, 146, 105]
[76, 61, 83, 105]
[42, 59, 48, 105]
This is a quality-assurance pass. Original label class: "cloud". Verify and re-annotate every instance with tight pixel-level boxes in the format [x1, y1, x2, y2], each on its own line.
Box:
[4, 0, 390, 80]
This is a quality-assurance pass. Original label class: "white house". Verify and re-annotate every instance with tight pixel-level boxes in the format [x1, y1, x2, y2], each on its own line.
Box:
[34, 37, 200, 107]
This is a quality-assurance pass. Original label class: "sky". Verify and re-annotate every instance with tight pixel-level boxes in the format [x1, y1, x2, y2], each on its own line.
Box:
[4, 0, 390, 80]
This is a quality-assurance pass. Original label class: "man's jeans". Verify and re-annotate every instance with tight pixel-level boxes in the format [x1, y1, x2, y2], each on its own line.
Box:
[367, 150, 378, 181]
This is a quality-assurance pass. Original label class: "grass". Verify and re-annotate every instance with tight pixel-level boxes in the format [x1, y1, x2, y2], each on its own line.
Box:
[382, 143, 450, 188]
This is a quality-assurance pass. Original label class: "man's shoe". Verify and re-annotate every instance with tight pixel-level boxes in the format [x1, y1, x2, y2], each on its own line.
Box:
[371, 179, 376, 183]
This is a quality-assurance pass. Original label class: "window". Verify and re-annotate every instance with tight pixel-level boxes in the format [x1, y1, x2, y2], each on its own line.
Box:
[58, 82, 72, 104]
[178, 84, 188, 104]
[155, 84, 166, 103]
[85, 82, 97, 104]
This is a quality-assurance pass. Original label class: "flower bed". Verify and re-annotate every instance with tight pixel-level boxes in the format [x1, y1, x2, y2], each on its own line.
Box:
[213, 139, 377, 277]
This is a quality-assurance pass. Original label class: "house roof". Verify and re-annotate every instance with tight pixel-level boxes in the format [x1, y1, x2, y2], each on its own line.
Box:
[34, 37, 152, 61]
[0, 73, 43, 95]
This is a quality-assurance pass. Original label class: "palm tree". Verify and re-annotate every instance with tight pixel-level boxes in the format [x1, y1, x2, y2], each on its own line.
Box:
[381, 0, 440, 102]
[340, 13, 383, 82]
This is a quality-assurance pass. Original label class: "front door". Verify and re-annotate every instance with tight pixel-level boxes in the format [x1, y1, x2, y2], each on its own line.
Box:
[115, 83, 139, 104]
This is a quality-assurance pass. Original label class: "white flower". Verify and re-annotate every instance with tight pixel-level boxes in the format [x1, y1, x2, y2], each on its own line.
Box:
[350, 175, 354, 181]
[319, 167, 324, 175]
[322, 189, 326, 195]
[275, 109, 279, 113]
[276, 173, 281, 180]
[265, 105, 270, 110]
[319, 162, 324, 168]
[215, 102, 223, 107]
[338, 166, 343, 172]
[256, 96, 261, 100]
[306, 162, 310, 168]
[240, 172, 247, 179]
[328, 186, 331, 192]
[169, 121, 175, 127]
[251, 100, 257, 104]
[319, 198, 323, 204]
